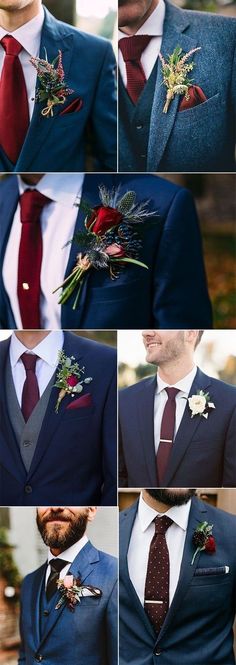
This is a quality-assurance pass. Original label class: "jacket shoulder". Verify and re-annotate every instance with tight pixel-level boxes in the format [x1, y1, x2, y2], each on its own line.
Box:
[120, 375, 155, 398]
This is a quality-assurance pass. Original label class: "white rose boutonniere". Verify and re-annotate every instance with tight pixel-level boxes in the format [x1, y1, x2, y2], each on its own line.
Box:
[188, 390, 215, 419]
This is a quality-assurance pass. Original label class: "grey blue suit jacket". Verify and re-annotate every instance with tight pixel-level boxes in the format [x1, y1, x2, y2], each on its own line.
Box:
[119, 497, 236, 665]
[18, 541, 118, 665]
[119, 368, 236, 487]
[119, 0, 236, 172]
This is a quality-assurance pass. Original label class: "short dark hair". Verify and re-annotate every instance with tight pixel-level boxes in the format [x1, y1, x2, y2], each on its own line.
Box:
[194, 331, 204, 348]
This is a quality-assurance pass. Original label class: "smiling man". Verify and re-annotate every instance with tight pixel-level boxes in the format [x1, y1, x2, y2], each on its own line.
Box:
[18, 506, 118, 665]
[0, 0, 117, 171]
[119, 330, 236, 487]
[118, 0, 236, 172]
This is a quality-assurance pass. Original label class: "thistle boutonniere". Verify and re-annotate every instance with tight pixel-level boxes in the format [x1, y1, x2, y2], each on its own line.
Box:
[30, 49, 74, 117]
[53, 185, 157, 310]
[159, 45, 201, 113]
[188, 390, 215, 419]
[191, 521, 216, 565]
[54, 350, 92, 413]
[55, 576, 102, 612]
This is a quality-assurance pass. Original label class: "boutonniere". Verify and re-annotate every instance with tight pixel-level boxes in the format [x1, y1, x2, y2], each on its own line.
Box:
[191, 521, 216, 565]
[54, 350, 92, 413]
[159, 45, 201, 113]
[53, 185, 156, 310]
[188, 390, 215, 419]
[55, 576, 102, 612]
[30, 49, 74, 117]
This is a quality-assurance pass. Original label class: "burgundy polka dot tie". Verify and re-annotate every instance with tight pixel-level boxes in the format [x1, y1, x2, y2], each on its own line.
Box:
[119, 35, 152, 104]
[144, 515, 173, 634]
[156, 387, 180, 485]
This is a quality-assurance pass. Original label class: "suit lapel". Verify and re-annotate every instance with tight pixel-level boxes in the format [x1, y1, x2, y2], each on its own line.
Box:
[137, 378, 158, 486]
[163, 368, 212, 485]
[0, 179, 19, 327]
[30, 564, 47, 648]
[147, 1, 200, 171]
[16, 8, 74, 171]
[0, 337, 26, 484]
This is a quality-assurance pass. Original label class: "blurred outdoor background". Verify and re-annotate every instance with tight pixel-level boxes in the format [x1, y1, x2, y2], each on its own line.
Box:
[0, 330, 117, 347]
[0, 507, 117, 665]
[44, 0, 117, 43]
[118, 330, 236, 387]
[172, 0, 236, 15]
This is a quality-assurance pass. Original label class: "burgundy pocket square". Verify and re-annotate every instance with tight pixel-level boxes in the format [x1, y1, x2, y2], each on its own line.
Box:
[66, 393, 92, 410]
[60, 97, 83, 116]
[179, 85, 207, 112]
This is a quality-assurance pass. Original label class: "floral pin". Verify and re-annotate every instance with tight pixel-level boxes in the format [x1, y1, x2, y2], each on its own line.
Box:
[53, 185, 156, 310]
[54, 351, 92, 413]
[191, 521, 216, 565]
[159, 45, 201, 113]
[30, 49, 74, 117]
[55, 576, 102, 612]
[188, 390, 215, 419]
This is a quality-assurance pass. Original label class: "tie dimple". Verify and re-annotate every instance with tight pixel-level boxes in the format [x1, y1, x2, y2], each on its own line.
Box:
[1, 35, 22, 56]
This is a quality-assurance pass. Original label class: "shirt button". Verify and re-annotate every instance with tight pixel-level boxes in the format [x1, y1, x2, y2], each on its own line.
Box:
[24, 485, 32, 494]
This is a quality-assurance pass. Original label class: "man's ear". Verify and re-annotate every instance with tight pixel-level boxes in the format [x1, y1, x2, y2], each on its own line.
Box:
[87, 507, 97, 523]
[185, 330, 198, 346]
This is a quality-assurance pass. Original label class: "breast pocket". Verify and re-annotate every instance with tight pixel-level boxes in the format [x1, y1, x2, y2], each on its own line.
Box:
[175, 92, 221, 129]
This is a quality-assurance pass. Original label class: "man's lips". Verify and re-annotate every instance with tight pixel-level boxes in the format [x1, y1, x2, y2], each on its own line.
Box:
[145, 341, 162, 348]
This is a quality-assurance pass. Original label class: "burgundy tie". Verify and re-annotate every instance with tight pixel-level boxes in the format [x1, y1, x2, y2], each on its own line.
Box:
[156, 387, 180, 485]
[21, 353, 40, 422]
[119, 35, 152, 104]
[0, 35, 29, 163]
[144, 515, 173, 634]
[17, 190, 51, 329]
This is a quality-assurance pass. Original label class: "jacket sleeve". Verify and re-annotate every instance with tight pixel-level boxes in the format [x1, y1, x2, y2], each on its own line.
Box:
[152, 187, 213, 328]
[90, 41, 117, 172]
[101, 364, 117, 505]
[222, 405, 236, 487]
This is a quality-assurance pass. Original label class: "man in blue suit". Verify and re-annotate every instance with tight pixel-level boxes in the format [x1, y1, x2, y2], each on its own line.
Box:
[119, 330, 236, 487]
[0, 329, 117, 505]
[118, 0, 236, 172]
[0, 0, 117, 171]
[19, 505, 118, 664]
[0, 173, 212, 329]
[119, 488, 236, 665]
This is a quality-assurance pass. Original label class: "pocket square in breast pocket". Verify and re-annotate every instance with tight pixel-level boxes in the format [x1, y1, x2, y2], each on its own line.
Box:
[194, 566, 230, 576]
[179, 85, 207, 112]
[60, 97, 83, 116]
[66, 393, 92, 410]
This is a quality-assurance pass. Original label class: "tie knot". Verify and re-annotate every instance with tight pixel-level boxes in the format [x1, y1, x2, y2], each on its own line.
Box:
[119, 34, 152, 62]
[154, 515, 173, 535]
[1, 34, 22, 56]
[165, 387, 180, 402]
[20, 189, 51, 225]
[21, 352, 38, 373]
[49, 558, 69, 574]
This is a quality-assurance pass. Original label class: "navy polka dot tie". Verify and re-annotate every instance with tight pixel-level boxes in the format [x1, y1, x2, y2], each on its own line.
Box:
[144, 515, 173, 633]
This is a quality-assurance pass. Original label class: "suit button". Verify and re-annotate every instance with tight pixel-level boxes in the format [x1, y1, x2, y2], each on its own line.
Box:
[23, 440, 31, 447]
[154, 649, 162, 656]
[35, 655, 43, 662]
[136, 124, 143, 129]
[24, 484, 32, 494]
[43, 610, 49, 616]
[140, 154, 146, 158]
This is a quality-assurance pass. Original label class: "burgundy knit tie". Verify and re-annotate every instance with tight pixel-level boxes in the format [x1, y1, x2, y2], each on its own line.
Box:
[0, 35, 29, 163]
[144, 515, 173, 634]
[21, 353, 39, 422]
[17, 190, 51, 329]
[119, 35, 152, 104]
[156, 387, 180, 485]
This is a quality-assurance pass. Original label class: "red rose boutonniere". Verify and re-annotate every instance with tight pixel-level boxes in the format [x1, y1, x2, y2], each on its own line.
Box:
[191, 521, 216, 565]
[30, 49, 74, 117]
[55, 576, 102, 612]
[54, 350, 92, 413]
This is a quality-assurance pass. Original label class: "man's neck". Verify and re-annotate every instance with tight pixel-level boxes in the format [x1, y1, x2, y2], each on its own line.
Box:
[119, 0, 158, 36]
[158, 359, 195, 385]
[21, 174, 44, 186]
[14, 331, 50, 349]
[0, 1, 42, 32]
[142, 489, 171, 513]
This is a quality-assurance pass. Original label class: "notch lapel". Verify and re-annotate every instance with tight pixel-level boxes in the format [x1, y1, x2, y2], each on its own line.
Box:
[30, 564, 47, 648]
[137, 377, 158, 486]
[0, 178, 19, 327]
[163, 369, 212, 485]
[147, 2, 200, 171]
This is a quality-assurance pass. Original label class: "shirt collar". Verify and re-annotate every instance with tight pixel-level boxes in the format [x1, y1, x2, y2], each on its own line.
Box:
[47, 535, 88, 566]
[0, 6, 44, 57]
[17, 174, 85, 208]
[10, 331, 64, 368]
[138, 493, 192, 533]
[156, 365, 197, 396]
[118, 0, 165, 38]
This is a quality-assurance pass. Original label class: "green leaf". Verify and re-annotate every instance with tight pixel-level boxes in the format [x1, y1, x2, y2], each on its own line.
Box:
[111, 257, 149, 269]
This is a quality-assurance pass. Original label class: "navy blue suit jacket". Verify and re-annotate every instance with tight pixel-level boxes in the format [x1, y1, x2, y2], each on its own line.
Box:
[0, 174, 212, 329]
[119, 497, 236, 665]
[0, 7, 117, 172]
[119, 368, 236, 487]
[0, 332, 117, 505]
[19, 541, 118, 665]
[119, 0, 236, 172]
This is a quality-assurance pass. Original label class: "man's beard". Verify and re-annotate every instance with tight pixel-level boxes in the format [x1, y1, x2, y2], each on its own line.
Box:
[36, 510, 88, 550]
[146, 489, 196, 506]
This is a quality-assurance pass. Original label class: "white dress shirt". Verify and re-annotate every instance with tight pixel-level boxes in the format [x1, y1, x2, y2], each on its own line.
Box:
[154, 365, 197, 454]
[0, 6, 45, 119]
[118, 0, 165, 86]
[128, 494, 191, 606]
[45, 535, 88, 587]
[9, 330, 64, 405]
[3, 174, 85, 329]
